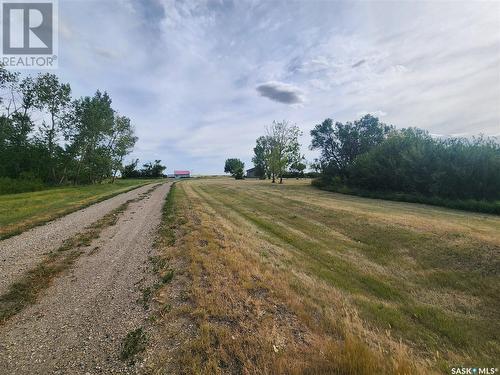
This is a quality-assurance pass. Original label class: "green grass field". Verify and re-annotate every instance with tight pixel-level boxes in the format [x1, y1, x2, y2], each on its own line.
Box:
[155, 178, 500, 374]
[0, 179, 157, 239]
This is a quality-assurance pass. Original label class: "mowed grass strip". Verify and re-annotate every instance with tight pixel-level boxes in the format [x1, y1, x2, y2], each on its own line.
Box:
[153, 181, 414, 374]
[0, 186, 158, 324]
[201, 180, 500, 363]
[155, 178, 499, 374]
[0, 179, 157, 239]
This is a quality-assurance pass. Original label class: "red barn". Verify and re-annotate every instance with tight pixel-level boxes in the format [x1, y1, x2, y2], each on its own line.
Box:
[174, 170, 190, 179]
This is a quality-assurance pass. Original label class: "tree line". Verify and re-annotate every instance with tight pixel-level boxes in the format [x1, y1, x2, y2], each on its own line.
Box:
[226, 114, 499, 210]
[310, 114, 500, 202]
[0, 66, 137, 188]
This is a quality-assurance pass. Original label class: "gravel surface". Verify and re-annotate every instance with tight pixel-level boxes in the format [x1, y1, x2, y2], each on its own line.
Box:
[0, 182, 171, 374]
[0, 183, 159, 295]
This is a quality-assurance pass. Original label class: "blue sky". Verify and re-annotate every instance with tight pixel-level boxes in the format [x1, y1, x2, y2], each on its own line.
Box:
[55, 0, 500, 174]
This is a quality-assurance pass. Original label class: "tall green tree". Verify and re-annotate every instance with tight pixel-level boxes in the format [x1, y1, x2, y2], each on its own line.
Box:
[122, 159, 166, 179]
[0, 70, 38, 178]
[224, 158, 245, 179]
[35, 74, 71, 166]
[0, 67, 19, 117]
[67, 91, 115, 183]
[289, 159, 307, 178]
[252, 135, 272, 179]
[109, 115, 138, 182]
[122, 159, 140, 178]
[266, 120, 301, 183]
[310, 115, 392, 180]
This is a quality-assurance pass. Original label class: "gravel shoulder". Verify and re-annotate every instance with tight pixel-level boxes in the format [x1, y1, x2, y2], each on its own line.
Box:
[0, 182, 170, 374]
[0, 183, 159, 295]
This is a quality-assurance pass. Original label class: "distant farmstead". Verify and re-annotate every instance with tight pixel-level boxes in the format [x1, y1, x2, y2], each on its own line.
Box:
[246, 167, 257, 178]
[174, 170, 190, 179]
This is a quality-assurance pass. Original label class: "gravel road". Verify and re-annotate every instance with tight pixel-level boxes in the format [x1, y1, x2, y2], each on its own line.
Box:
[0, 183, 159, 295]
[0, 182, 171, 374]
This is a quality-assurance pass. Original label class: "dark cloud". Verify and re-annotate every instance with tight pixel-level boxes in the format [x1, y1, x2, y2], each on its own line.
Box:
[256, 81, 304, 104]
[134, 0, 165, 23]
[351, 59, 366, 68]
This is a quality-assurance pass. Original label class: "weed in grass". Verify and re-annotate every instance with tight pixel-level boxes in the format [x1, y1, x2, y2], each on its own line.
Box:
[139, 286, 153, 310]
[139, 282, 162, 310]
[149, 255, 168, 273]
[155, 182, 178, 248]
[120, 327, 147, 362]
[161, 270, 174, 284]
[162, 303, 172, 314]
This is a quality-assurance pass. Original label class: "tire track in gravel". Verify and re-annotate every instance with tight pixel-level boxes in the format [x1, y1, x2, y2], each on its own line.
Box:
[0, 183, 159, 296]
[0, 182, 171, 374]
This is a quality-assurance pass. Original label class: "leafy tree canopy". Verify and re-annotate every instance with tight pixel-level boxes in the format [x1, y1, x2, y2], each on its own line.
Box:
[310, 114, 392, 179]
[224, 158, 245, 179]
[0, 66, 138, 185]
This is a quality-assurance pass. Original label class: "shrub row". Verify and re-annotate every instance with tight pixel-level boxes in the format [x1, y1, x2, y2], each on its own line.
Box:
[0, 176, 46, 195]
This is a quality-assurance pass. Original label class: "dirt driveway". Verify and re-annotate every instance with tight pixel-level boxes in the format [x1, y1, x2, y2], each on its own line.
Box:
[0, 182, 170, 374]
[0, 183, 162, 296]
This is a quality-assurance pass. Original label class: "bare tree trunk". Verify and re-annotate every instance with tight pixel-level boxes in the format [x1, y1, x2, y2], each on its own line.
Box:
[113, 156, 124, 183]
[75, 160, 82, 184]
[49, 111, 57, 182]
[58, 167, 67, 185]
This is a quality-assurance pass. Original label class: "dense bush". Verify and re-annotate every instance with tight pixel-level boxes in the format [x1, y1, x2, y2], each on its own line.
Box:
[224, 158, 245, 179]
[0, 176, 46, 195]
[122, 159, 166, 178]
[349, 129, 500, 200]
[311, 115, 500, 212]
